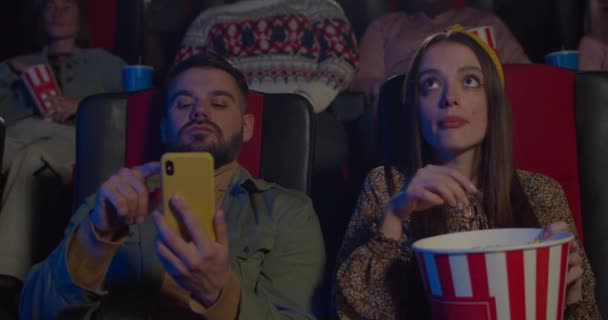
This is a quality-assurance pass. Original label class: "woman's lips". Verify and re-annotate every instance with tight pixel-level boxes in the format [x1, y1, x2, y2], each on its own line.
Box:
[438, 116, 469, 129]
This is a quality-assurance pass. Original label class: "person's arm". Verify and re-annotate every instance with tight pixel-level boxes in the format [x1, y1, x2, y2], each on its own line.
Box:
[530, 175, 601, 319]
[578, 36, 606, 71]
[335, 167, 417, 319]
[97, 50, 127, 93]
[18, 196, 114, 320]
[350, 17, 387, 98]
[298, 4, 359, 113]
[51, 50, 126, 123]
[19, 164, 160, 320]
[491, 15, 531, 64]
[237, 193, 325, 319]
[188, 270, 241, 319]
[0, 60, 30, 120]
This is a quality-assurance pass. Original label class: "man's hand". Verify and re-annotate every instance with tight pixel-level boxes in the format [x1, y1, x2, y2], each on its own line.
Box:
[153, 196, 231, 307]
[90, 162, 161, 240]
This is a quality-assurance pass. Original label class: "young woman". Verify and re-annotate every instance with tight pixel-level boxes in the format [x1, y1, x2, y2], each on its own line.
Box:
[335, 27, 600, 319]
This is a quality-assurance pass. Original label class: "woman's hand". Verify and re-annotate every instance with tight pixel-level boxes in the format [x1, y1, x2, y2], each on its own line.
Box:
[380, 165, 477, 240]
[8, 57, 32, 74]
[542, 221, 583, 305]
[50, 96, 81, 122]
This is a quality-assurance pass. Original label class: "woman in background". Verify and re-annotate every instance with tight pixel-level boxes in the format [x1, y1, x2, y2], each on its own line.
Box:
[335, 27, 600, 319]
[0, 0, 124, 313]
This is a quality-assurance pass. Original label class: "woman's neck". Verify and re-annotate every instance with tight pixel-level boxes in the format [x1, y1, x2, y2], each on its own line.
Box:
[435, 147, 480, 184]
[48, 38, 76, 56]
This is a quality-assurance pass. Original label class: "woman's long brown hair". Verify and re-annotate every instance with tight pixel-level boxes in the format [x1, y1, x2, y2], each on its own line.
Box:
[382, 31, 539, 241]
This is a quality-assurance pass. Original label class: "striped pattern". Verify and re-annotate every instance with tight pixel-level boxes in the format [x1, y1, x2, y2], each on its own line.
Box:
[416, 243, 570, 320]
[468, 25, 497, 49]
[21, 64, 61, 117]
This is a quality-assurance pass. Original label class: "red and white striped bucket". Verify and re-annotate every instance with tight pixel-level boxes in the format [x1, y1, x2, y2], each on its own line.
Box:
[21, 64, 62, 118]
[412, 228, 573, 320]
[467, 25, 497, 50]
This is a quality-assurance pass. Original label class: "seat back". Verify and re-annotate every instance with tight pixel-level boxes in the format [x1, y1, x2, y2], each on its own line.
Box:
[75, 93, 128, 206]
[503, 64, 583, 241]
[83, 0, 119, 51]
[258, 94, 315, 193]
[377, 74, 405, 170]
[575, 71, 608, 317]
[0, 117, 4, 171]
[75, 90, 314, 207]
[376, 66, 584, 241]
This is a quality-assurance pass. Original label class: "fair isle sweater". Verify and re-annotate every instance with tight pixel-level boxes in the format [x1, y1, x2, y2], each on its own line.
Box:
[178, 0, 359, 113]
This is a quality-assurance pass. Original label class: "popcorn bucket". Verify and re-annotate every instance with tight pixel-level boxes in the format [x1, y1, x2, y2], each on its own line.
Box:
[467, 25, 497, 49]
[21, 64, 62, 118]
[412, 228, 573, 320]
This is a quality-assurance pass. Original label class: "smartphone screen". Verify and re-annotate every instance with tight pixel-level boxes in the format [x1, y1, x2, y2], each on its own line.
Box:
[161, 152, 215, 240]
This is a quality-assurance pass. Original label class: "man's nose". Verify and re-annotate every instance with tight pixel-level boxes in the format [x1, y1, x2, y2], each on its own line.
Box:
[189, 101, 209, 121]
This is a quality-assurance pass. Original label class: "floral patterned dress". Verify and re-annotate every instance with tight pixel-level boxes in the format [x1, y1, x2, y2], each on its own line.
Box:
[335, 167, 600, 319]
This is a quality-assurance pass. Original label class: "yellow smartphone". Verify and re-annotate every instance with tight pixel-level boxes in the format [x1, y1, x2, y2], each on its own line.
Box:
[161, 152, 215, 240]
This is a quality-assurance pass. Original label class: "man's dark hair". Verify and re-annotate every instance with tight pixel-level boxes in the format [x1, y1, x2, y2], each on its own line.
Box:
[162, 53, 249, 113]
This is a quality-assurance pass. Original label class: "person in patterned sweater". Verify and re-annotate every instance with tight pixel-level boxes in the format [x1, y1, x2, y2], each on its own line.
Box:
[335, 27, 600, 319]
[177, 0, 359, 113]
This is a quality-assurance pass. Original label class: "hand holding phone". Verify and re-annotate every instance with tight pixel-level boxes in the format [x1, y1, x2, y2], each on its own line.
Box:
[161, 152, 216, 240]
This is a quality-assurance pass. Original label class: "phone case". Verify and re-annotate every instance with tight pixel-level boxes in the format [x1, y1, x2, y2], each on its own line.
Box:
[161, 152, 215, 240]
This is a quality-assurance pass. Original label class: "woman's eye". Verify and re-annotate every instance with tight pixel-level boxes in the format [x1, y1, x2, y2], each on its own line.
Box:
[420, 79, 440, 93]
[463, 76, 481, 88]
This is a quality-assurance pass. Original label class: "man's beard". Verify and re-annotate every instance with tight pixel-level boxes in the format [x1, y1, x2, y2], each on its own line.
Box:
[168, 120, 243, 169]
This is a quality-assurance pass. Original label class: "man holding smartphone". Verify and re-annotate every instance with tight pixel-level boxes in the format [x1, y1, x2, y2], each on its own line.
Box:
[19, 54, 326, 319]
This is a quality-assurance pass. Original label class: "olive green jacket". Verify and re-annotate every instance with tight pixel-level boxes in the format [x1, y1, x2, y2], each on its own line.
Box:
[20, 166, 326, 319]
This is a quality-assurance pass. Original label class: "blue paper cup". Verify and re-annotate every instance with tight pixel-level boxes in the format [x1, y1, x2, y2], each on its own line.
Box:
[545, 51, 579, 71]
[122, 65, 154, 92]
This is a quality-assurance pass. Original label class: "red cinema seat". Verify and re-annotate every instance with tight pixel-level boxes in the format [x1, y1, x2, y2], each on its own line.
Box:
[503, 64, 583, 243]
[75, 90, 315, 207]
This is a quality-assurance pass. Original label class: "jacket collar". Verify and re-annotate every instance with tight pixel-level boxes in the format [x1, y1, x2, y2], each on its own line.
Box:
[40, 46, 85, 65]
[229, 165, 274, 195]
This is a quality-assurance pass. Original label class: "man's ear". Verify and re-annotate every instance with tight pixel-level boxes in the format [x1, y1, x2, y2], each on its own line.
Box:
[160, 117, 168, 144]
[242, 113, 254, 143]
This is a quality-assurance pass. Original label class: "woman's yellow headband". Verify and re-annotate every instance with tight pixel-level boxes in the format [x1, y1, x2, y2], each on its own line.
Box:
[448, 24, 504, 87]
